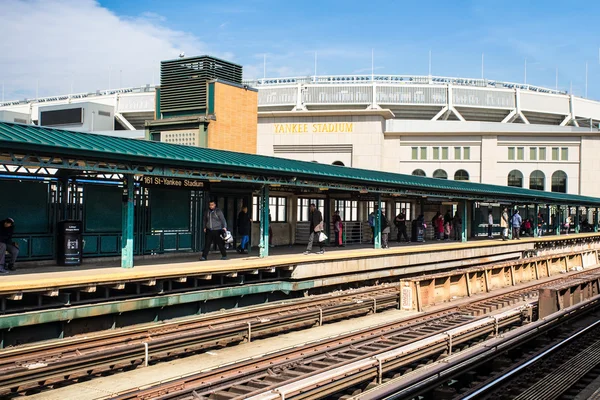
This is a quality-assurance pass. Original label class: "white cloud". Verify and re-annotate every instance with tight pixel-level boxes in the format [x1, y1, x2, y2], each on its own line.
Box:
[0, 0, 209, 100]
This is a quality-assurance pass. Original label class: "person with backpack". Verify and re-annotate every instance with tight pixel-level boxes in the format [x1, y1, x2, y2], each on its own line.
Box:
[511, 210, 522, 240]
[394, 211, 410, 243]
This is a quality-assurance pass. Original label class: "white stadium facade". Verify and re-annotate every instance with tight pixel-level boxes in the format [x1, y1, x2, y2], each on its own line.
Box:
[1, 74, 600, 197]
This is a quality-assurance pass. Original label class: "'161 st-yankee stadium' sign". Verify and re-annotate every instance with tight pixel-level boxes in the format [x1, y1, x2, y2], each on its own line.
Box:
[141, 176, 204, 189]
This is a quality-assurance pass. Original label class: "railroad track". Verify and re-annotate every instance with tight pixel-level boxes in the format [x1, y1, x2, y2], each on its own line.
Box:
[108, 267, 600, 400]
[0, 284, 402, 395]
[109, 290, 541, 399]
[458, 314, 600, 400]
[3, 266, 597, 398]
[354, 294, 600, 400]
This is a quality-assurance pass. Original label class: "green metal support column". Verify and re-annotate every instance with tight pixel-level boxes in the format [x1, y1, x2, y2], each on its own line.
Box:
[555, 206, 561, 236]
[534, 204, 539, 237]
[594, 208, 599, 233]
[259, 185, 269, 258]
[374, 194, 381, 249]
[324, 194, 331, 245]
[575, 206, 581, 234]
[121, 175, 134, 268]
[462, 201, 468, 242]
[547, 205, 551, 236]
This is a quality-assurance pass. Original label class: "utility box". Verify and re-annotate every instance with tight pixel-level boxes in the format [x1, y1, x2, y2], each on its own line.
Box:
[57, 220, 83, 266]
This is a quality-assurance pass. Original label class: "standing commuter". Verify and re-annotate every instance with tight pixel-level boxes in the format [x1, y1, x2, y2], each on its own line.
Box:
[453, 212, 462, 241]
[501, 208, 509, 241]
[200, 201, 228, 261]
[236, 206, 252, 254]
[511, 210, 522, 240]
[304, 203, 325, 255]
[443, 210, 453, 241]
[394, 211, 410, 243]
[368, 206, 377, 244]
[487, 210, 494, 239]
[564, 215, 572, 235]
[381, 210, 391, 249]
[0, 218, 19, 273]
[333, 210, 344, 247]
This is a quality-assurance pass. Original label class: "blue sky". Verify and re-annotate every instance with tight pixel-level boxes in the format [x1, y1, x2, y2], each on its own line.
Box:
[1, 0, 599, 100]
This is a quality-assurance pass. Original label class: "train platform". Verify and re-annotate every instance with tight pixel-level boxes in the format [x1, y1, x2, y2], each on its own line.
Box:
[1, 233, 599, 297]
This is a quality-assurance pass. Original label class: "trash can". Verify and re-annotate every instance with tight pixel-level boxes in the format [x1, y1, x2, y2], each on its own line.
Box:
[57, 220, 83, 266]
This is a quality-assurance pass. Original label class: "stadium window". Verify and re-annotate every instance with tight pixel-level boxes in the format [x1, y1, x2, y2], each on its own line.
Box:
[508, 147, 515, 160]
[530, 147, 537, 161]
[420, 147, 427, 160]
[517, 147, 524, 160]
[551, 170, 567, 193]
[529, 170, 545, 191]
[552, 147, 559, 161]
[433, 147, 440, 160]
[507, 170, 523, 187]
[297, 198, 325, 221]
[433, 169, 448, 179]
[335, 200, 358, 221]
[561, 147, 568, 161]
[412, 169, 426, 177]
[454, 169, 469, 181]
[442, 147, 449, 160]
[454, 147, 461, 160]
[463, 147, 470, 160]
[539, 147, 546, 160]
[394, 202, 412, 221]
[411, 147, 418, 160]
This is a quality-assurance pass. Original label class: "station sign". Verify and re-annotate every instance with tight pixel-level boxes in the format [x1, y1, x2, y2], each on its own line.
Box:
[141, 176, 204, 190]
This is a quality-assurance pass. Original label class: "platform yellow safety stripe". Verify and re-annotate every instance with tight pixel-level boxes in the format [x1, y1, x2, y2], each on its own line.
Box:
[0, 233, 598, 294]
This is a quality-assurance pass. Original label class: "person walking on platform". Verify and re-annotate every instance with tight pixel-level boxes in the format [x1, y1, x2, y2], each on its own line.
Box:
[487, 210, 494, 239]
[333, 211, 344, 247]
[453, 212, 462, 241]
[236, 206, 252, 254]
[394, 211, 410, 243]
[381, 210, 391, 249]
[368, 206, 377, 244]
[304, 203, 325, 255]
[511, 210, 522, 240]
[501, 208, 509, 241]
[200, 201, 228, 261]
[443, 210, 453, 241]
[0, 218, 19, 273]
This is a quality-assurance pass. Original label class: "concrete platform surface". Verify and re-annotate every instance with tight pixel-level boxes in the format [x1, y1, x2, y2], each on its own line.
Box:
[1, 233, 598, 294]
[26, 308, 419, 400]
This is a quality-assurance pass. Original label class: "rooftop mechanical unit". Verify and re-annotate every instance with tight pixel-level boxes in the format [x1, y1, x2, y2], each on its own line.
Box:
[160, 55, 242, 114]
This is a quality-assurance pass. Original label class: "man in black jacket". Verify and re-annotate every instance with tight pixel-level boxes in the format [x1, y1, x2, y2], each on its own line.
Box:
[236, 206, 252, 254]
[0, 218, 19, 273]
[200, 201, 228, 261]
[304, 203, 324, 255]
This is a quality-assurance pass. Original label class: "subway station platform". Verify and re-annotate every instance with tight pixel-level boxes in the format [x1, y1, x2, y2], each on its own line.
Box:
[2, 233, 599, 297]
